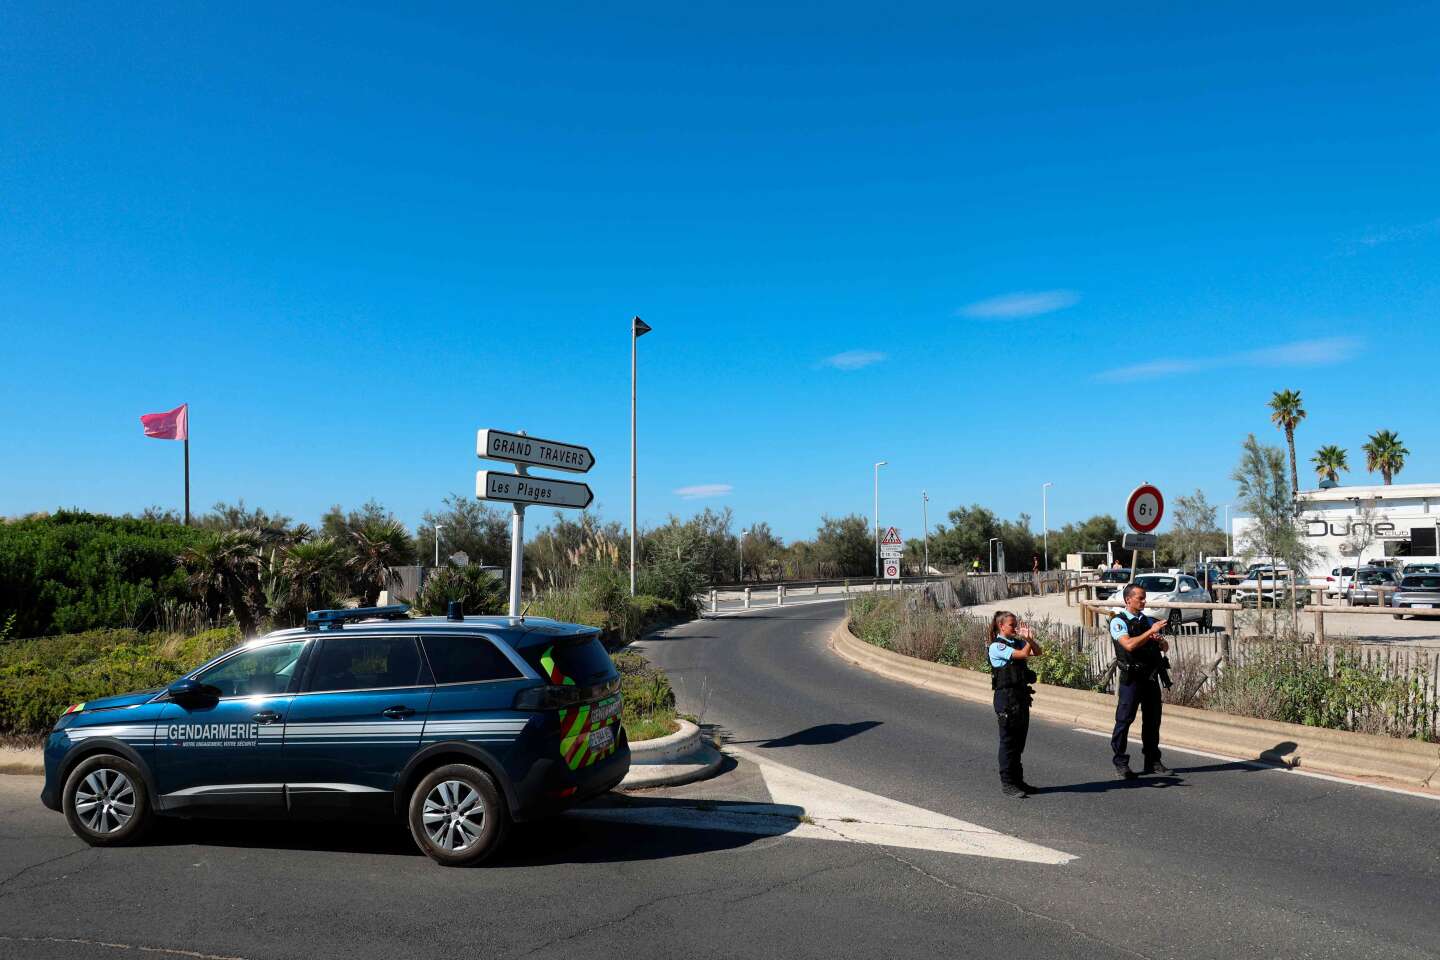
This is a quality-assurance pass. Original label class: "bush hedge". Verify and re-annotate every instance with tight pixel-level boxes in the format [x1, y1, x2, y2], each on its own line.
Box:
[0, 626, 238, 738]
[0, 511, 206, 637]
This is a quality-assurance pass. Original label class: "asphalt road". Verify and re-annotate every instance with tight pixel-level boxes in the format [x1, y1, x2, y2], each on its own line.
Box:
[2, 602, 1437, 960]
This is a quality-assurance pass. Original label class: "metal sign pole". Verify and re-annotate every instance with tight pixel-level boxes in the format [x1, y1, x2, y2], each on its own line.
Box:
[509, 463, 528, 619]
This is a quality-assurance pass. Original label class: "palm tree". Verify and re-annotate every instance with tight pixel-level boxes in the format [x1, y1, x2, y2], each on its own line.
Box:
[1311, 445, 1349, 485]
[282, 538, 347, 615]
[178, 530, 264, 636]
[1362, 430, 1409, 485]
[348, 520, 413, 607]
[1268, 389, 1306, 497]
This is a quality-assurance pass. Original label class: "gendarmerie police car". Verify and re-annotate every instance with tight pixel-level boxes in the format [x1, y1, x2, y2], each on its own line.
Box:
[39, 604, 630, 865]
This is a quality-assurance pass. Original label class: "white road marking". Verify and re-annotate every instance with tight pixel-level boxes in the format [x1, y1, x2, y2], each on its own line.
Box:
[570, 747, 1076, 865]
[1068, 727, 1440, 802]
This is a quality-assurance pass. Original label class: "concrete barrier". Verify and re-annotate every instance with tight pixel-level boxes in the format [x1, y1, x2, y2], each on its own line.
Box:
[830, 620, 1440, 789]
[619, 719, 723, 789]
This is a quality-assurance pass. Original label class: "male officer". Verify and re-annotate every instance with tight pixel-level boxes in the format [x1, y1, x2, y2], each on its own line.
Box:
[1109, 584, 1171, 779]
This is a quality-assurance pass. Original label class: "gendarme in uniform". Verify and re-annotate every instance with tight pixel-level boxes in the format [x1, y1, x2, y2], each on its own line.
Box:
[989, 634, 1035, 791]
[1109, 607, 1168, 776]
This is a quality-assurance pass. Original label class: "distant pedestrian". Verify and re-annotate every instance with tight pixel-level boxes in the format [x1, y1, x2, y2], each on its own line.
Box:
[1109, 584, 1171, 779]
[988, 611, 1043, 798]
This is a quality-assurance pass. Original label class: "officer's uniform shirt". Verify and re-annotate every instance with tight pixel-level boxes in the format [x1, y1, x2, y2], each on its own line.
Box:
[989, 634, 1024, 668]
[1110, 609, 1153, 645]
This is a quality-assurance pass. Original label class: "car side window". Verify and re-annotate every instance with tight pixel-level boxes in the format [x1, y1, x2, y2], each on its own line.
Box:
[194, 640, 309, 698]
[1181, 577, 1199, 591]
[308, 636, 429, 693]
[421, 635, 524, 684]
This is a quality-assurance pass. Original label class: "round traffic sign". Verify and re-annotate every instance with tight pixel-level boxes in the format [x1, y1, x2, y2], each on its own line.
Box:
[883, 559, 901, 579]
[1126, 484, 1164, 533]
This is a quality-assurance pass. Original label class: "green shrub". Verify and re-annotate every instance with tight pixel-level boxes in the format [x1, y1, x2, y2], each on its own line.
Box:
[0, 625, 239, 738]
[0, 511, 208, 636]
[411, 565, 507, 616]
[614, 650, 678, 741]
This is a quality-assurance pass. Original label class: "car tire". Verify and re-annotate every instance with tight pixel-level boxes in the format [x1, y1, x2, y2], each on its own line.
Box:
[1200, 609, 1213, 630]
[1393, 614, 1406, 621]
[407, 764, 509, 866]
[62, 754, 153, 846]
[1167, 609, 1182, 629]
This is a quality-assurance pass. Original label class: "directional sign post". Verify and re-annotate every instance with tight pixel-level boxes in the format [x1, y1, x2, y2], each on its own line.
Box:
[477, 429, 595, 474]
[477, 428, 597, 617]
[476, 471, 594, 509]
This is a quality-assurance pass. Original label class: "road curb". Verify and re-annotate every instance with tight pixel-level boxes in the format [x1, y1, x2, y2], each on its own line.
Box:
[831, 620, 1440, 789]
[620, 719, 724, 789]
[0, 748, 43, 776]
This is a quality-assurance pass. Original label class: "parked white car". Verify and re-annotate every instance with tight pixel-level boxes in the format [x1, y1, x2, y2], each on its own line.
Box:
[1124, 573, 1214, 629]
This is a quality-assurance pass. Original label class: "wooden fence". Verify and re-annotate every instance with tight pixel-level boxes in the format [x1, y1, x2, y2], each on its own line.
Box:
[917, 583, 1440, 740]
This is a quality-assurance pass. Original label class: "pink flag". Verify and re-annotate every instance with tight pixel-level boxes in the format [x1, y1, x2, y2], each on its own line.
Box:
[140, 403, 189, 441]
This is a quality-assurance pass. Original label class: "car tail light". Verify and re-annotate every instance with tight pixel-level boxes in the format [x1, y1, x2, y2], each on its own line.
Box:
[513, 685, 587, 711]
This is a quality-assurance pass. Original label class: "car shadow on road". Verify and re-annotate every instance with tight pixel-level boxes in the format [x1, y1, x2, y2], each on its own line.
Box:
[493, 796, 808, 868]
[141, 792, 805, 866]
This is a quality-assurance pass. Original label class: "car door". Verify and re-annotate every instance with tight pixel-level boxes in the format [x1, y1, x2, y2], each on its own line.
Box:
[283, 633, 434, 815]
[1179, 577, 1203, 619]
[153, 638, 311, 813]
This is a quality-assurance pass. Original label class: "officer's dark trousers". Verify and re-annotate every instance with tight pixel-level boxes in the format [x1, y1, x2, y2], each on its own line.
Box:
[994, 688, 1029, 785]
[1111, 676, 1162, 769]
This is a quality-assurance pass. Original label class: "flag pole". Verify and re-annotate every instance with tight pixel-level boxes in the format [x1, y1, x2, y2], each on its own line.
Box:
[183, 433, 191, 525]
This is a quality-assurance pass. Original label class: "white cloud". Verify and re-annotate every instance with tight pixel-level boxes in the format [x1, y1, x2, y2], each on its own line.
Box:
[674, 484, 733, 500]
[822, 350, 886, 371]
[1095, 337, 1363, 383]
[958, 290, 1080, 319]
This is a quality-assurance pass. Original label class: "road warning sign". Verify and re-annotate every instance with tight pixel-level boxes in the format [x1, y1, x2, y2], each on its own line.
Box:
[880, 526, 902, 546]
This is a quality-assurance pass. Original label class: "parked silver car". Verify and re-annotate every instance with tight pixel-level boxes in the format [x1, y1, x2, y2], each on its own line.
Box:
[1392, 574, 1440, 619]
[1233, 568, 1311, 608]
[1346, 567, 1399, 606]
[1129, 573, 1214, 628]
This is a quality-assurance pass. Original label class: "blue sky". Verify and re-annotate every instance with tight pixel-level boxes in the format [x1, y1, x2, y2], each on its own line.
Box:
[3, 3, 1437, 543]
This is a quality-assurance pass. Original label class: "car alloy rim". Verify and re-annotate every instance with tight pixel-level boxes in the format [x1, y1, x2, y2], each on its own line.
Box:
[422, 780, 485, 852]
[74, 768, 135, 834]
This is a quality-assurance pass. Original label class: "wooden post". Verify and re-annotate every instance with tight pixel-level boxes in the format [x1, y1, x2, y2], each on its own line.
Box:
[1314, 608, 1325, 645]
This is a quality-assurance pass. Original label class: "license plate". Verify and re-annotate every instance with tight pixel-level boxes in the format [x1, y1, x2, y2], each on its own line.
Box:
[588, 726, 614, 752]
[590, 696, 621, 724]
[1415, 604, 1435, 609]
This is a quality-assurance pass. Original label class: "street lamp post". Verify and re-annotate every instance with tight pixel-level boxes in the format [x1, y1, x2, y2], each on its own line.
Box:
[738, 528, 750, 583]
[921, 491, 930, 576]
[1041, 481, 1052, 572]
[1223, 504, 1232, 555]
[873, 461, 887, 578]
[434, 523, 444, 568]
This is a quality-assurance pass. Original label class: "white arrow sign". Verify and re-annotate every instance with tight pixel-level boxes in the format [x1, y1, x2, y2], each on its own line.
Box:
[477, 429, 595, 474]
[476, 470, 594, 509]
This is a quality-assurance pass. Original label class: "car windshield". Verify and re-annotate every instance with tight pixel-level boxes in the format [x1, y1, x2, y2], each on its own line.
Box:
[1404, 564, 1440, 574]
[1401, 576, 1440, 590]
[1356, 571, 1394, 585]
[1134, 575, 1176, 593]
[1101, 570, 1130, 582]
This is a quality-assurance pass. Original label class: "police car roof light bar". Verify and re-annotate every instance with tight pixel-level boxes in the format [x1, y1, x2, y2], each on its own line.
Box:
[305, 604, 412, 631]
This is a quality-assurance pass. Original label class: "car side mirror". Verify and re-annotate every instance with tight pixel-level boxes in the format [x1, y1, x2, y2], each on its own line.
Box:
[167, 677, 217, 702]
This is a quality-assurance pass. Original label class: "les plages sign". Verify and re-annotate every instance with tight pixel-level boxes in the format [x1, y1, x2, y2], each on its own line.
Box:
[476, 428, 596, 617]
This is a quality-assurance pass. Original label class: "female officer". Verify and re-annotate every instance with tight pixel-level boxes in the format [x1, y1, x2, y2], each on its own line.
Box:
[989, 611, 1043, 798]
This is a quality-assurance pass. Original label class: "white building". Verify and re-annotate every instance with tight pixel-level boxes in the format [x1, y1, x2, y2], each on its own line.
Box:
[1232, 482, 1440, 572]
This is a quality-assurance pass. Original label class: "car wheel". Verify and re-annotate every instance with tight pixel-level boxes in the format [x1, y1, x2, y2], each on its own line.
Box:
[1200, 609, 1213, 630]
[1393, 614, 1406, 621]
[62, 754, 153, 846]
[1167, 609, 1182, 629]
[407, 764, 508, 866]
